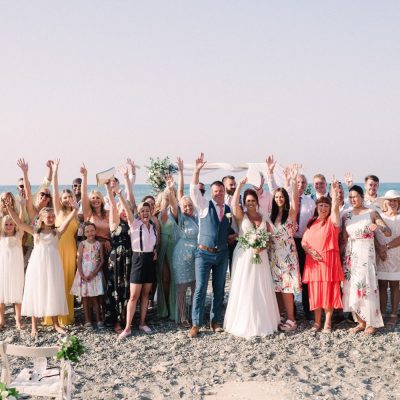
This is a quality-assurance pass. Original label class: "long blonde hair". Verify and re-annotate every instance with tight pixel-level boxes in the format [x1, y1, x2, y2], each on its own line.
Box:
[88, 190, 107, 218]
[34, 207, 57, 235]
[0, 215, 18, 237]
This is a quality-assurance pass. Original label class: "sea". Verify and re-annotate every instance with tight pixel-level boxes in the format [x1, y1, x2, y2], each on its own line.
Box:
[1, 183, 399, 200]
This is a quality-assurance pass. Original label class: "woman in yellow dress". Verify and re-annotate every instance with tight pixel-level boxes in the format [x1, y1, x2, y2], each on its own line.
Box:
[44, 160, 78, 326]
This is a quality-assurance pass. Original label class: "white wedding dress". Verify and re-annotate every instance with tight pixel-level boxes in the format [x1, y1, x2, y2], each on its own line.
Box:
[224, 214, 280, 339]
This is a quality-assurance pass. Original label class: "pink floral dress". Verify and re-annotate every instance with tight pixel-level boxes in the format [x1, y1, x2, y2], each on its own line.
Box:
[70, 240, 105, 297]
[342, 210, 383, 328]
[269, 218, 302, 294]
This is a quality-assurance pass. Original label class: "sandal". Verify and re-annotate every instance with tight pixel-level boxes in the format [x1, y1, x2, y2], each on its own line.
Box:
[364, 326, 377, 335]
[311, 323, 321, 332]
[84, 322, 93, 330]
[279, 319, 297, 332]
[179, 320, 191, 329]
[386, 314, 397, 328]
[322, 325, 332, 334]
[139, 325, 152, 334]
[114, 324, 123, 334]
[349, 324, 365, 334]
[117, 330, 131, 341]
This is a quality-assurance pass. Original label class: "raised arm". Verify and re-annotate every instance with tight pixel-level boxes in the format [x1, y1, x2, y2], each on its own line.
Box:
[52, 159, 61, 216]
[232, 177, 246, 222]
[265, 155, 278, 192]
[176, 157, 184, 201]
[330, 178, 341, 227]
[344, 172, 353, 189]
[105, 180, 120, 232]
[288, 165, 299, 221]
[80, 163, 91, 221]
[189, 152, 208, 211]
[116, 187, 134, 225]
[165, 174, 178, 220]
[6, 201, 34, 235]
[17, 158, 36, 221]
[125, 159, 137, 212]
[57, 201, 78, 236]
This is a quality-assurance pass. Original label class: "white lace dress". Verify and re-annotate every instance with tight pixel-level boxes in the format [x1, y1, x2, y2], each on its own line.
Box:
[224, 214, 280, 338]
[22, 233, 68, 317]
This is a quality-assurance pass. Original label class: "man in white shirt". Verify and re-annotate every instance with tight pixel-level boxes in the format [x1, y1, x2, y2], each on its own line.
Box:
[293, 174, 316, 320]
[311, 174, 329, 201]
[364, 174, 380, 209]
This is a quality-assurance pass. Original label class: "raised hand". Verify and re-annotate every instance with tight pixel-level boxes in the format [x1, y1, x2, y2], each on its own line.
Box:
[46, 160, 54, 169]
[80, 163, 87, 177]
[126, 158, 136, 175]
[17, 158, 29, 173]
[164, 173, 175, 189]
[118, 165, 128, 177]
[68, 199, 79, 211]
[239, 176, 248, 187]
[266, 155, 276, 174]
[344, 172, 353, 188]
[177, 157, 184, 172]
[52, 158, 60, 172]
[194, 152, 206, 172]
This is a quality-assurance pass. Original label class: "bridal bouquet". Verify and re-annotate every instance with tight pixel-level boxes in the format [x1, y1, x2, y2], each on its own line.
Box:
[146, 156, 178, 194]
[237, 228, 271, 264]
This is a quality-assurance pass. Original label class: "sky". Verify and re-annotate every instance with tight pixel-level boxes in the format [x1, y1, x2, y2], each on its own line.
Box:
[1, 1, 399, 185]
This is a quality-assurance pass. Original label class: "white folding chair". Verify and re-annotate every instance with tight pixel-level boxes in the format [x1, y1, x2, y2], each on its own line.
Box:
[0, 341, 73, 399]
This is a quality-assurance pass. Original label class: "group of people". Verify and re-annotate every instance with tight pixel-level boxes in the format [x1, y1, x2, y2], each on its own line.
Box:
[0, 154, 399, 340]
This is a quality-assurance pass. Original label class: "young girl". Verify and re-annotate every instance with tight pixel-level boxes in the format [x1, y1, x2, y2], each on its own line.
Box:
[0, 215, 25, 330]
[6, 202, 77, 337]
[70, 222, 105, 329]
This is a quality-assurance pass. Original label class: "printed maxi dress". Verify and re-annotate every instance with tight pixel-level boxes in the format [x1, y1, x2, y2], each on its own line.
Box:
[342, 210, 384, 328]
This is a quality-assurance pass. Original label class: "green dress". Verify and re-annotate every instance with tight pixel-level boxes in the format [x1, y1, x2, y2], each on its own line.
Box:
[156, 212, 177, 320]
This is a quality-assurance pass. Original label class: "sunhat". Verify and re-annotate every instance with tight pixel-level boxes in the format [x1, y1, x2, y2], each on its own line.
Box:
[376, 190, 400, 209]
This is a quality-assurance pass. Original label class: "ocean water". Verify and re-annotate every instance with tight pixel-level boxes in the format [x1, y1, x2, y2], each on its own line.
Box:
[1, 183, 399, 200]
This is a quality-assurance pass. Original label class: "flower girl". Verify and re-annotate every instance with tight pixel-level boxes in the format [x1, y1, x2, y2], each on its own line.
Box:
[0, 215, 25, 330]
[7, 202, 77, 337]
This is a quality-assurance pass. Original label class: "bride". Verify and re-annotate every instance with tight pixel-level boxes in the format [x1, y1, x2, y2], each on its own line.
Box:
[224, 177, 280, 338]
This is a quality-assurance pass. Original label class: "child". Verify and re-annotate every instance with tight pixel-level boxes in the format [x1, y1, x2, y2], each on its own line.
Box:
[70, 222, 105, 329]
[7, 202, 77, 337]
[0, 215, 24, 330]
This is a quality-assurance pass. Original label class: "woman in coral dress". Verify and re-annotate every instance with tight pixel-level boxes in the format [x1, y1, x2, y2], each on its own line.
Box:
[302, 180, 344, 333]
[342, 185, 391, 335]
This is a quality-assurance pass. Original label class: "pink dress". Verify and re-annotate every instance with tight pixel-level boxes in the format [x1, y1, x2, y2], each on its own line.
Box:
[302, 218, 344, 310]
[70, 240, 104, 297]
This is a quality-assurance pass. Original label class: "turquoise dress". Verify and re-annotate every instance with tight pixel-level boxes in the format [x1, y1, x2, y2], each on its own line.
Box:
[156, 211, 177, 320]
[172, 209, 198, 285]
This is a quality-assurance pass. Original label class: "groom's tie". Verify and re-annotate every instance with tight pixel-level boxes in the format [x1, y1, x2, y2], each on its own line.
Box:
[217, 204, 224, 221]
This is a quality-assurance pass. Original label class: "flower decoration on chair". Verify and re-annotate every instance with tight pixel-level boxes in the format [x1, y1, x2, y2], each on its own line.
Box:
[237, 228, 271, 264]
[146, 157, 178, 194]
[0, 383, 20, 399]
[56, 336, 85, 363]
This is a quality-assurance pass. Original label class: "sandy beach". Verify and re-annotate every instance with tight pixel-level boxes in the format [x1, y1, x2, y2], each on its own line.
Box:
[1, 288, 400, 400]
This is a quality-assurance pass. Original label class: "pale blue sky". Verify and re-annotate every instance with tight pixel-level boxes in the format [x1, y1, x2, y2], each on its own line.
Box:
[1, 1, 399, 184]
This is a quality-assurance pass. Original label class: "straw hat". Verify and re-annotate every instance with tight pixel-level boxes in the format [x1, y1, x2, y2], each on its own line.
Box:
[376, 190, 400, 209]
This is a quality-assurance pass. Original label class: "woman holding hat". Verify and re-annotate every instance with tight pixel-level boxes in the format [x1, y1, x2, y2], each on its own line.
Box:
[375, 190, 400, 327]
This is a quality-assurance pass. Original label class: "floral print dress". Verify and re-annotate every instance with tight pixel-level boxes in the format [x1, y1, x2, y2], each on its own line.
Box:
[342, 210, 383, 328]
[269, 218, 302, 294]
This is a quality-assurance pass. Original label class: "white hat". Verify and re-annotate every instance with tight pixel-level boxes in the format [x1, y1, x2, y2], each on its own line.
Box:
[377, 190, 400, 209]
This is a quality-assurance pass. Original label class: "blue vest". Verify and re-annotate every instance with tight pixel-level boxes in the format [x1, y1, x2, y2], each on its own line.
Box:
[198, 201, 231, 250]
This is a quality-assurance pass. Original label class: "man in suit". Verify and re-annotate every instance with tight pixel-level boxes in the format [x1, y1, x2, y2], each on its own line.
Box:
[189, 153, 231, 338]
[311, 174, 329, 201]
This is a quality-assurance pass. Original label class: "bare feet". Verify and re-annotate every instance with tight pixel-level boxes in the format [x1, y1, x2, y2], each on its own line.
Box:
[350, 324, 366, 334]
[16, 322, 24, 330]
[31, 328, 38, 338]
[54, 325, 67, 335]
[364, 326, 377, 335]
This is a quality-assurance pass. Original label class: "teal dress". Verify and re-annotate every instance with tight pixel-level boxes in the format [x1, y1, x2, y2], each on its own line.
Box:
[156, 211, 177, 320]
[172, 209, 198, 285]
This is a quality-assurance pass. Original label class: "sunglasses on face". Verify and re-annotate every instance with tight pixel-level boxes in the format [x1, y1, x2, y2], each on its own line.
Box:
[199, 189, 206, 194]
[18, 184, 24, 189]
[73, 184, 81, 188]
[40, 192, 50, 198]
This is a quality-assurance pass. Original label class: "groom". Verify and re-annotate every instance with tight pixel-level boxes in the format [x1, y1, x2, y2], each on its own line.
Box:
[188, 153, 231, 338]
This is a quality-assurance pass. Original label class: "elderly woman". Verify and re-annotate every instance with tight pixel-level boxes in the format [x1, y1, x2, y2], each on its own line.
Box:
[342, 185, 391, 335]
[374, 190, 400, 327]
[302, 180, 344, 333]
[166, 159, 198, 327]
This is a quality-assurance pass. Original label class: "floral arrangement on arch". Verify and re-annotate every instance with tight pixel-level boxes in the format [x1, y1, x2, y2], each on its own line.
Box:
[146, 157, 178, 194]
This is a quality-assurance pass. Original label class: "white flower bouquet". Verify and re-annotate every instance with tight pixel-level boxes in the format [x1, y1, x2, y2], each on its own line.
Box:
[0, 383, 19, 399]
[146, 157, 178, 194]
[237, 228, 271, 264]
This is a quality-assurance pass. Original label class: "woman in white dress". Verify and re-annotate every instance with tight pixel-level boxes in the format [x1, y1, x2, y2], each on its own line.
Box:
[0, 215, 24, 330]
[224, 177, 280, 339]
[7, 203, 77, 337]
[342, 185, 391, 335]
[374, 190, 400, 327]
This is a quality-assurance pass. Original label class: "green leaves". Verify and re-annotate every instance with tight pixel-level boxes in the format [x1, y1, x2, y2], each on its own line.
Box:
[56, 336, 85, 363]
[146, 156, 178, 194]
[0, 382, 20, 399]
